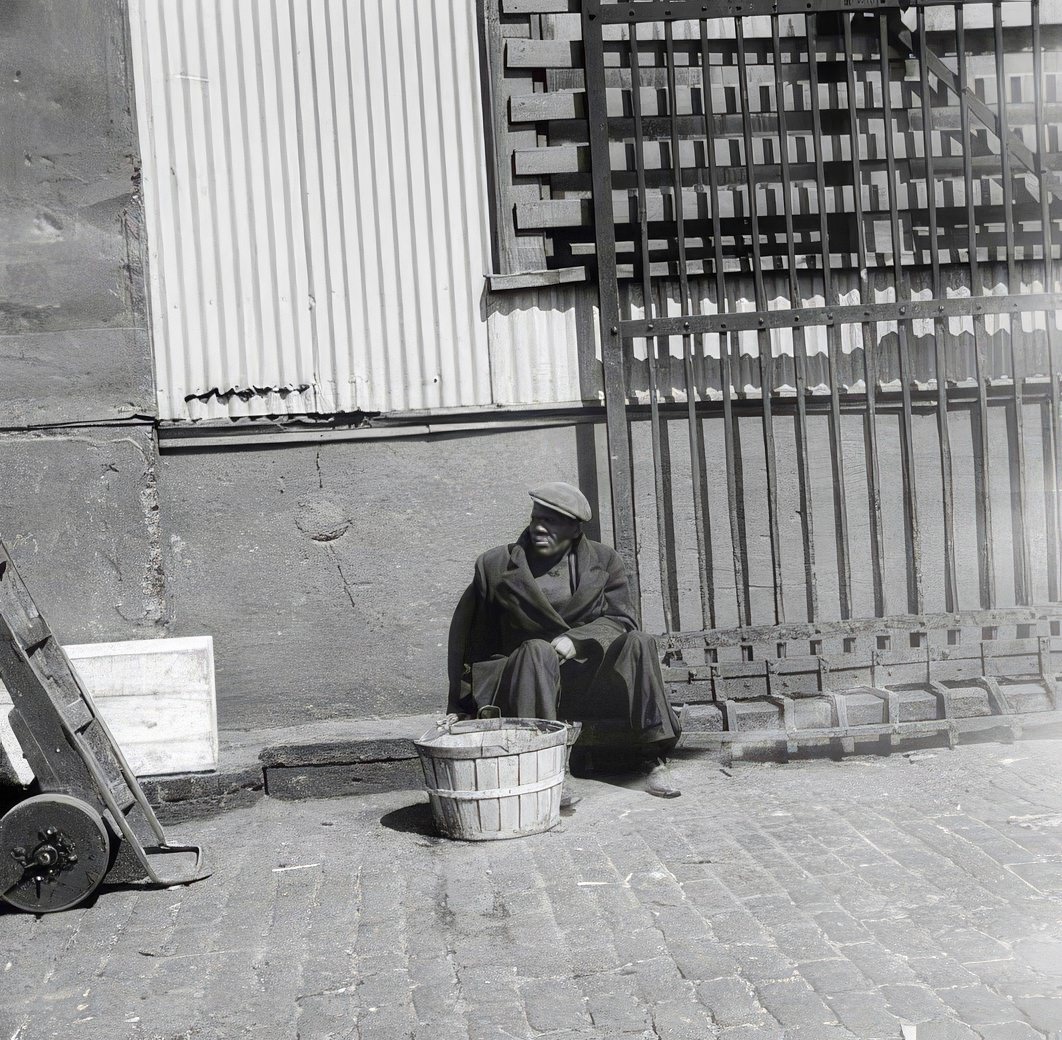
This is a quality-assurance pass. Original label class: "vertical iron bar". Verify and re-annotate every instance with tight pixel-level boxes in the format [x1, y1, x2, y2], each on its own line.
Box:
[772, 15, 819, 624]
[994, 0, 1031, 604]
[1033, 0, 1062, 600]
[878, 14, 924, 616]
[630, 28, 677, 633]
[807, 14, 853, 620]
[843, 14, 887, 616]
[735, 16, 785, 625]
[583, 0, 640, 610]
[957, 4, 996, 607]
[700, 18, 750, 627]
[665, 20, 713, 633]
[917, 6, 958, 613]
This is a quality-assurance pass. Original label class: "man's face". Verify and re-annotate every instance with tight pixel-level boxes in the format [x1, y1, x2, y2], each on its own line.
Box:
[529, 504, 581, 557]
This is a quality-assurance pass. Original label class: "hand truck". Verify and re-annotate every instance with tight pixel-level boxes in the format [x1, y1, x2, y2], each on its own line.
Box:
[0, 542, 207, 912]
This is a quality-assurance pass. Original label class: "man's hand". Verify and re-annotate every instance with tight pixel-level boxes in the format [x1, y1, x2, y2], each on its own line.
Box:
[551, 635, 577, 662]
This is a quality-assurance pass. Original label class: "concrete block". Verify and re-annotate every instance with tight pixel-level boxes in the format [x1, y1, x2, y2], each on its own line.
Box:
[139, 765, 264, 805]
[843, 691, 887, 727]
[943, 685, 993, 718]
[726, 699, 785, 732]
[895, 687, 939, 722]
[999, 682, 1053, 714]
[265, 758, 425, 800]
[260, 736, 418, 768]
[679, 703, 724, 732]
[792, 697, 833, 730]
[151, 786, 265, 823]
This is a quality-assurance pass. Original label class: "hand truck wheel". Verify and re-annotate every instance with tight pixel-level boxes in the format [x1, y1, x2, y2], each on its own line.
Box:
[1, 794, 111, 913]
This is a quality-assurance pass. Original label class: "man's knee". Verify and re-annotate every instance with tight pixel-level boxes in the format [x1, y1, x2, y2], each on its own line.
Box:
[513, 638, 560, 668]
[618, 630, 658, 655]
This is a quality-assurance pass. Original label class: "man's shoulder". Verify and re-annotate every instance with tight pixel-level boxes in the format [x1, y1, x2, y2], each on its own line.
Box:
[581, 537, 623, 568]
[475, 543, 515, 572]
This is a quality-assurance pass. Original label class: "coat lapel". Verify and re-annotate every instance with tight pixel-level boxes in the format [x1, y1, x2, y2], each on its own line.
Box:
[493, 533, 609, 634]
[493, 534, 568, 632]
[560, 536, 606, 624]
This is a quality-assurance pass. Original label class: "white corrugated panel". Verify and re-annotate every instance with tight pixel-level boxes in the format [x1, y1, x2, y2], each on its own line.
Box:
[129, 0, 494, 420]
[486, 284, 599, 407]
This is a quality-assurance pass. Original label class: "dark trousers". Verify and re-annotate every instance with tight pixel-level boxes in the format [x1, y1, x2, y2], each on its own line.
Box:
[491, 632, 680, 753]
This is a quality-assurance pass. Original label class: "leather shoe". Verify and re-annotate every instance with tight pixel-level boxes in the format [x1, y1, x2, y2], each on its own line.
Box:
[645, 757, 681, 798]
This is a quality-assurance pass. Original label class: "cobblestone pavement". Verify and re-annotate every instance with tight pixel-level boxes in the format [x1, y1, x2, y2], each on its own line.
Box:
[4, 740, 1062, 1040]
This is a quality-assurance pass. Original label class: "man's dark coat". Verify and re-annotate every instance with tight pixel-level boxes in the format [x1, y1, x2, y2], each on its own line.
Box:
[447, 532, 678, 747]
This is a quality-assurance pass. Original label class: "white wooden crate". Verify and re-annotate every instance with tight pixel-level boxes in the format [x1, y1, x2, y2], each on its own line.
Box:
[0, 636, 217, 785]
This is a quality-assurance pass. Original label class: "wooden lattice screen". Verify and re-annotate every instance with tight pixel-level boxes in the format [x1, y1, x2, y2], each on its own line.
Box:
[484, 0, 1062, 277]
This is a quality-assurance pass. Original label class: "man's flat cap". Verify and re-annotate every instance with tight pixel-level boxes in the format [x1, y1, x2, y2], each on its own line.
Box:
[529, 481, 592, 522]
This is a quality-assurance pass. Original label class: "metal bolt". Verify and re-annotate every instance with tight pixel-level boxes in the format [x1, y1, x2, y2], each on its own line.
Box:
[827, 312, 834, 320]
[758, 317, 764, 326]
[683, 321, 690, 330]
[899, 306, 906, 315]
[647, 322, 654, 331]
[610, 325, 618, 334]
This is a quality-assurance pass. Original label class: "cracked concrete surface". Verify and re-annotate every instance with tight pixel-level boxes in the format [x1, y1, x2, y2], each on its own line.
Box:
[0, 425, 171, 642]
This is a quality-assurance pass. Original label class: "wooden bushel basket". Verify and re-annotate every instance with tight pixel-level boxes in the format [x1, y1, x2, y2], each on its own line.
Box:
[415, 717, 568, 841]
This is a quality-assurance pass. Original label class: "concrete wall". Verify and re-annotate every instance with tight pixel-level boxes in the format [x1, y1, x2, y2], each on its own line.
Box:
[0, 0, 153, 425]
[157, 426, 607, 730]
[0, 1, 163, 665]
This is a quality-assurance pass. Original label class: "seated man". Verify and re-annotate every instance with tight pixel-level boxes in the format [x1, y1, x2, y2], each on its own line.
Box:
[447, 481, 681, 798]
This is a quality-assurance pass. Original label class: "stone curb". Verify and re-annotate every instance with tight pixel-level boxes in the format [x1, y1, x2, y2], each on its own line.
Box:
[139, 714, 440, 822]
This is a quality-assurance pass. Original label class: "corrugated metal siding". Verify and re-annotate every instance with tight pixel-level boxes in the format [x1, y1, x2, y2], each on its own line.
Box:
[486, 284, 599, 407]
[129, 0, 495, 420]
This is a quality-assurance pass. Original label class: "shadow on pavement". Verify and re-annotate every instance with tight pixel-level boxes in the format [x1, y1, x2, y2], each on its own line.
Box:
[379, 798, 437, 837]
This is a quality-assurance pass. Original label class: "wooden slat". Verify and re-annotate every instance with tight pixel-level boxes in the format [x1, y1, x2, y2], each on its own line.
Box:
[773, 14, 819, 624]
[502, 0, 572, 12]
[736, 17, 785, 625]
[631, 27, 677, 633]
[919, 6, 959, 613]
[583, 2, 642, 612]
[510, 91, 581, 121]
[995, 1, 1033, 606]
[505, 37, 578, 68]
[513, 144, 583, 175]
[958, 5, 996, 607]
[1034, 0, 1062, 602]
[807, 14, 853, 620]
[665, 20, 714, 632]
[879, 14, 925, 616]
